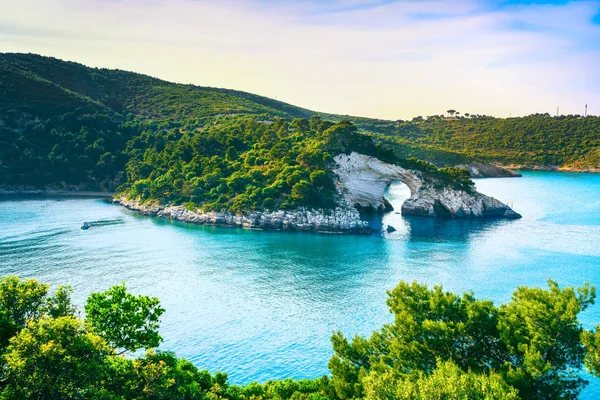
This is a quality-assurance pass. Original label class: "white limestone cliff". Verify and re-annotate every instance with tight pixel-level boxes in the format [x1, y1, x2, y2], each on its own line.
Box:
[116, 152, 521, 235]
[332, 153, 521, 219]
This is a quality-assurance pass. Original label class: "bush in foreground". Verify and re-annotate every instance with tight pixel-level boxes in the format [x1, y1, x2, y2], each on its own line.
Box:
[0, 275, 599, 399]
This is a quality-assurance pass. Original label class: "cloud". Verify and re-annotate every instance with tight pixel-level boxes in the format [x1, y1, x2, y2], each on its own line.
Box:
[0, 0, 599, 119]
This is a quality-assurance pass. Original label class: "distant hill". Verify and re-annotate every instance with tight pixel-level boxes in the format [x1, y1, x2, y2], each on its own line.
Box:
[368, 115, 600, 172]
[0, 53, 316, 120]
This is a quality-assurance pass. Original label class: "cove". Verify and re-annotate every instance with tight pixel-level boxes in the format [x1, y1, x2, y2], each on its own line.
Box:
[1, 171, 600, 397]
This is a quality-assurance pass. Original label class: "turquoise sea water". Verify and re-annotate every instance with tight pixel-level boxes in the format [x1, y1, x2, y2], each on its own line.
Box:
[1, 171, 600, 397]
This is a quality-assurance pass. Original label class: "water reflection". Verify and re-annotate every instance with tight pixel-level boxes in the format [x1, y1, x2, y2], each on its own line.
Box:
[404, 217, 508, 243]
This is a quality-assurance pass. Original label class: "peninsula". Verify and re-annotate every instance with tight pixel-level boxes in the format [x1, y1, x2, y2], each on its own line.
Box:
[4, 53, 572, 231]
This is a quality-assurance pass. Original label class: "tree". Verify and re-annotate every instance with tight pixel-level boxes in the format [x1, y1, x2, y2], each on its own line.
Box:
[363, 360, 519, 400]
[310, 170, 333, 189]
[85, 283, 165, 354]
[291, 180, 313, 201]
[447, 109, 457, 117]
[0, 276, 48, 329]
[46, 285, 77, 319]
[329, 280, 599, 399]
[0, 276, 75, 351]
[2, 316, 113, 399]
[498, 280, 595, 398]
[119, 350, 230, 399]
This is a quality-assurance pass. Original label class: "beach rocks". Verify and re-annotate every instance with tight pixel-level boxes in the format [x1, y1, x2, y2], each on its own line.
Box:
[114, 198, 371, 234]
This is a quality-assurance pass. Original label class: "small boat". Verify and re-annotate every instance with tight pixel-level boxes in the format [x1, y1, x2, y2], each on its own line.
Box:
[81, 222, 90, 230]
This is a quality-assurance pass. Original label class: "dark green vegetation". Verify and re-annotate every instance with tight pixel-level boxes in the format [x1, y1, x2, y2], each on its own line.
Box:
[1, 53, 598, 212]
[126, 117, 344, 211]
[0, 53, 472, 211]
[1, 275, 600, 399]
[0, 53, 310, 191]
[368, 114, 600, 170]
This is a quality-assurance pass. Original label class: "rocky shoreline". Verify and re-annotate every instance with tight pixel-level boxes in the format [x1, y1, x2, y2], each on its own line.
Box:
[502, 165, 600, 173]
[0, 184, 115, 197]
[333, 153, 522, 219]
[114, 197, 373, 234]
[455, 162, 522, 178]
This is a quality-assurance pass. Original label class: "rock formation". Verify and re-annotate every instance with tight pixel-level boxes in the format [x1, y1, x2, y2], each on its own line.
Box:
[114, 197, 371, 234]
[332, 153, 521, 219]
[116, 152, 521, 234]
[455, 161, 521, 178]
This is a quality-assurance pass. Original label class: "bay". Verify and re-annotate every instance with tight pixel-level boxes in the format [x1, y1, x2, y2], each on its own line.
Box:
[1, 171, 599, 397]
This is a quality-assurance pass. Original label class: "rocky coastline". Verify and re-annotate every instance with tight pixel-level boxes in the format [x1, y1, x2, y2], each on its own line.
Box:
[114, 197, 372, 234]
[0, 185, 115, 197]
[455, 162, 522, 178]
[333, 153, 522, 219]
[502, 164, 600, 173]
[115, 152, 522, 233]
[401, 186, 521, 219]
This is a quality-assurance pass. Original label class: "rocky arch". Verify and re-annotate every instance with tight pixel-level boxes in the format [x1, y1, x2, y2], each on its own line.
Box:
[332, 153, 521, 219]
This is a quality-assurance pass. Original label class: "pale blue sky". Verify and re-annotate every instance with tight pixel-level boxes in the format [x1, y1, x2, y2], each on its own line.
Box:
[1, 0, 599, 119]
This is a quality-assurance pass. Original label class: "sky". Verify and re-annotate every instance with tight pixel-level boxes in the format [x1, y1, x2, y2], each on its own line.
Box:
[1, 0, 599, 120]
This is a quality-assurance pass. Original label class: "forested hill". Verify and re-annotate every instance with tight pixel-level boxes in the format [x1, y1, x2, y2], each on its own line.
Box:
[0, 53, 313, 190]
[1, 53, 598, 200]
[0, 53, 470, 206]
[367, 115, 600, 171]
[0, 53, 315, 121]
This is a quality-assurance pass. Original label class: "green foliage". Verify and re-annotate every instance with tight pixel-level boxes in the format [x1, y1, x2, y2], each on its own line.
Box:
[0, 276, 49, 329]
[85, 283, 165, 353]
[2, 316, 113, 399]
[362, 360, 519, 400]
[498, 280, 595, 398]
[0, 276, 75, 352]
[1, 275, 600, 399]
[46, 285, 77, 319]
[122, 117, 346, 211]
[582, 328, 600, 376]
[329, 280, 598, 400]
[103, 350, 231, 400]
[370, 115, 600, 170]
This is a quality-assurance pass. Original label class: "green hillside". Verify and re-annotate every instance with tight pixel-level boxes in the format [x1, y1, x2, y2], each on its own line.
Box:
[0, 53, 315, 120]
[0, 53, 472, 210]
[1, 53, 598, 205]
[0, 53, 314, 190]
[369, 115, 600, 171]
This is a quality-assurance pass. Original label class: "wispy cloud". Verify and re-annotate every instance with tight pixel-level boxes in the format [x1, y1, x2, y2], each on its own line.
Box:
[0, 0, 598, 119]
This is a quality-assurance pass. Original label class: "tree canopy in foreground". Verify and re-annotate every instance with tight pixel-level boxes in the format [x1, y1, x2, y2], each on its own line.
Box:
[0, 275, 599, 399]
